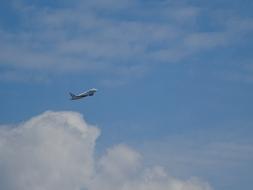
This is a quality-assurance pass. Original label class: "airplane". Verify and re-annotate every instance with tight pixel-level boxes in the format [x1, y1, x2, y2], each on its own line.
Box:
[69, 88, 98, 100]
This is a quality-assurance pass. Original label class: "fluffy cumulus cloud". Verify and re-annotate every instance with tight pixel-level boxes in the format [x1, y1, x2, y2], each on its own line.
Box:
[0, 111, 99, 190]
[0, 111, 212, 190]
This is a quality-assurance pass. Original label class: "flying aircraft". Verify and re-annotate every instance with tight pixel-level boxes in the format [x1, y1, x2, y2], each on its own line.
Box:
[69, 88, 98, 100]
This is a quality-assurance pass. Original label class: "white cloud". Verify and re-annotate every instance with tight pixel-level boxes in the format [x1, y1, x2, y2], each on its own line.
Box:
[0, 111, 212, 190]
[183, 32, 228, 50]
[0, 111, 99, 190]
[2, 0, 249, 84]
[2, 1, 253, 87]
[0, 70, 50, 83]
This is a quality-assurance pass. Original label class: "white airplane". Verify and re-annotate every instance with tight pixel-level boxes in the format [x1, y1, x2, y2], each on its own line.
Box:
[69, 88, 98, 100]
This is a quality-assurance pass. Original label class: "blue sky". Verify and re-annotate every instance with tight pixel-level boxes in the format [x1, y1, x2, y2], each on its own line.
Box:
[1, 0, 253, 189]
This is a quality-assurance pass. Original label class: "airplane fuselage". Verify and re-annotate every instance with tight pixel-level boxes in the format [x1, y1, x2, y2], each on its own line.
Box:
[70, 88, 97, 100]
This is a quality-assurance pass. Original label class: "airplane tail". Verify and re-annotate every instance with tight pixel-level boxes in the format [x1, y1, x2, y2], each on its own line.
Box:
[69, 92, 77, 100]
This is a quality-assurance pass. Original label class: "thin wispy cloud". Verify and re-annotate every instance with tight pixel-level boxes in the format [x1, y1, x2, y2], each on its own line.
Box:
[1, 0, 252, 84]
